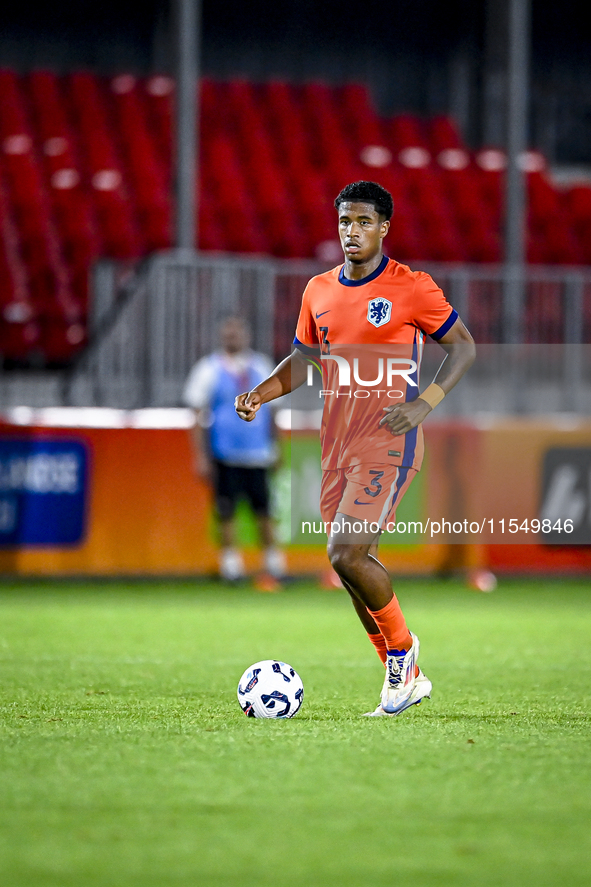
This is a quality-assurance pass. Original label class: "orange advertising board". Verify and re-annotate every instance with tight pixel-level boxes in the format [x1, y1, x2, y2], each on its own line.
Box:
[0, 414, 589, 576]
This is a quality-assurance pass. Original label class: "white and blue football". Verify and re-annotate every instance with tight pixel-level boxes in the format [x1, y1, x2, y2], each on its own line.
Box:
[237, 659, 304, 719]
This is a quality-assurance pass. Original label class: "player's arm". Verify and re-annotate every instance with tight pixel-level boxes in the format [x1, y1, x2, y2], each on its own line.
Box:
[380, 317, 475, 435]
[183, 359, 215, 477]
[189, 410, 214, 480]
[235, 348, 309, 422]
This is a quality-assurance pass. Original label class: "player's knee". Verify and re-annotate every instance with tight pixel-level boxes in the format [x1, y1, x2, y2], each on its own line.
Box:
[327, 542, 360, 580]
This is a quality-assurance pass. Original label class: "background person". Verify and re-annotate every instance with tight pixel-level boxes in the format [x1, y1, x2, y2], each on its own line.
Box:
[183, 316, 286, 589]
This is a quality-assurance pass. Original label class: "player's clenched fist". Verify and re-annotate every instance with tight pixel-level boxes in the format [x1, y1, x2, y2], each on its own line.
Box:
[235, 390, 262, 421]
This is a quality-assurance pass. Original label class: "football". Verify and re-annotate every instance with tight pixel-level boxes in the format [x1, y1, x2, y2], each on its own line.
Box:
[237, 659, 304, 718]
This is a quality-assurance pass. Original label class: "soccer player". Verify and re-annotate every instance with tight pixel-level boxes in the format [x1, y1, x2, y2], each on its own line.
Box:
[235, 181, 475, 715]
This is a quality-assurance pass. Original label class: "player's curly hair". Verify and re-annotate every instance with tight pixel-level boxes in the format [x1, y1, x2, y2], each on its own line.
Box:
[334, 181, 394, 220]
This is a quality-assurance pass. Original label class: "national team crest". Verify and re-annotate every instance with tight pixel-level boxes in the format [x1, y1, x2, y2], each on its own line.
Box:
[367, 297, 392, 328]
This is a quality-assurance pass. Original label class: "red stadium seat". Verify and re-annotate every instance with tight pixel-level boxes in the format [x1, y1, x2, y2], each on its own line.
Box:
[428, 116, 464, 153]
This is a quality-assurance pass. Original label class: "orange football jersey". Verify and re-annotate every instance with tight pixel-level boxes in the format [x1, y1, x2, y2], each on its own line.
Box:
[294, 255, 457, 470]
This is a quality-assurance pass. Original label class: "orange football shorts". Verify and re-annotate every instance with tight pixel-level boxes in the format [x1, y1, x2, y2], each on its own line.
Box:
[320, 463, 417, 533]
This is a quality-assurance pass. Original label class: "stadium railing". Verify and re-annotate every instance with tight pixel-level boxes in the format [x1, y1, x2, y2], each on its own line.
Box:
[48, 253, 591, 417]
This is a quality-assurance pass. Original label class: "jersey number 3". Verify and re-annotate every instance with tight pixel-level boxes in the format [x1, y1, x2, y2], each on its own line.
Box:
[363, 470, 384, 497]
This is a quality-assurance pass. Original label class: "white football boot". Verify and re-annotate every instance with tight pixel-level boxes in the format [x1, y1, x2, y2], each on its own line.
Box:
[363, 668, 432, 717]
[364, 632, 431, 716]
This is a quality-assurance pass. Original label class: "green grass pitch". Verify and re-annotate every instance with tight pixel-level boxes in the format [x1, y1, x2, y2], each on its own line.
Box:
[1, 577, 590, 887]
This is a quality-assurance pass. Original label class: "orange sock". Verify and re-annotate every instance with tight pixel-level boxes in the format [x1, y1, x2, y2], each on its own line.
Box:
[367, 595, 412, 652]
[367, 633, 387, 665]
